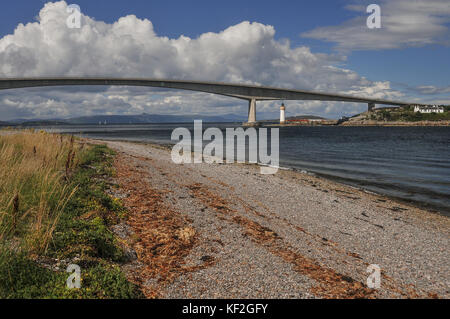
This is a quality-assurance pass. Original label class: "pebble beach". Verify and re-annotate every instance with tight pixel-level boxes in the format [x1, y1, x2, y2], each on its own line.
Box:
[92, 139, 449, 299]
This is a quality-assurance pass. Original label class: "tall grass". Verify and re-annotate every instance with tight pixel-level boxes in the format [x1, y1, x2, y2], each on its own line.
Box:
[0, 130, 80, 254]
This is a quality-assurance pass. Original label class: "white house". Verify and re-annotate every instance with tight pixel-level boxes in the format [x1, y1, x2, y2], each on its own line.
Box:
[413, 105, 444, 114]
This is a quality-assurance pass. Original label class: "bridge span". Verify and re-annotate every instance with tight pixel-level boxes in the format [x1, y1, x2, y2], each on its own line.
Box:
[0, 78, 425, 124]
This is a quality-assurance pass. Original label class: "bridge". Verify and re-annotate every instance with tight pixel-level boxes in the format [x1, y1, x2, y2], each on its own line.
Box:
[0, 78, 426, 124]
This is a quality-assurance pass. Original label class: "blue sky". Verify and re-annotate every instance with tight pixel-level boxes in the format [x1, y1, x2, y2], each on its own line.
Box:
[0, 0, 350, 41]
[0, 0, 449, 120]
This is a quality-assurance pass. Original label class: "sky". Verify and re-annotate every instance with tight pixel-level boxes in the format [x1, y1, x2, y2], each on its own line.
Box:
[0, 0, 449, 120]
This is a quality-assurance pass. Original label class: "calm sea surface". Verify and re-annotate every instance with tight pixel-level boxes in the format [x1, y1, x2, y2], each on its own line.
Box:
[42, 124, 450, 215]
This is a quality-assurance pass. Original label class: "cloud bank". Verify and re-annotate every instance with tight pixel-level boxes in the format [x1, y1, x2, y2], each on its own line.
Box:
[0, 1, 436, 120]
[412, 85, 450, 95]
[302, 0, 450, 51]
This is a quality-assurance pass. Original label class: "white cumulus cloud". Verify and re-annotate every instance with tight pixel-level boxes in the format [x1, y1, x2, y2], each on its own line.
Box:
[0, 1, 427, 120]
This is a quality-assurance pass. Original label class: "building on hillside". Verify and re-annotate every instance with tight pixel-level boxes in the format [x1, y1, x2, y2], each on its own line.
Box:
[413, 105, 444, 114]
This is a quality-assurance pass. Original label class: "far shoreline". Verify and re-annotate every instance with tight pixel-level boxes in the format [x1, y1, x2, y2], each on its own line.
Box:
[2, 119, 450, 128]
[269, 121, 450, 127]
[340, 121, 450, 127]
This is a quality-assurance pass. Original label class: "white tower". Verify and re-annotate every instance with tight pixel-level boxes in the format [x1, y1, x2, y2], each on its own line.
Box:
[280, 103, 286, 124]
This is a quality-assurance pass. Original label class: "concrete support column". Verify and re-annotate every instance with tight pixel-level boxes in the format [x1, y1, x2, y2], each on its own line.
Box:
[247, 98, 256, 124]
[368, 102, 375, 112]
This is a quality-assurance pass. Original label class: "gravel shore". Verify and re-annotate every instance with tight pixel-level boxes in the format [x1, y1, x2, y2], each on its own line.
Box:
[93, 139, 449, 299]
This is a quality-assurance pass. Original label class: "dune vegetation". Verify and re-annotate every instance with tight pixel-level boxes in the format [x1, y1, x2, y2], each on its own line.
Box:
[0, 130, 79, 253]
[0, 130, 141, 298]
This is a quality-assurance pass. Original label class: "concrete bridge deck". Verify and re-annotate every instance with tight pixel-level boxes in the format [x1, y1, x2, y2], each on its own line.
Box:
[0, 78, 426, 124]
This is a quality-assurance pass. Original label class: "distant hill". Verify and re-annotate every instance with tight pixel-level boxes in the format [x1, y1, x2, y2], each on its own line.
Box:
[7, 118, 64, 124]
[67, 113, 245, 124]
[341, 105, 450, 126]
[0, 121, 12, 126]
[19, 120, 69, 126]
[350, 105, 450, 122]
[8, 113, 247, 125]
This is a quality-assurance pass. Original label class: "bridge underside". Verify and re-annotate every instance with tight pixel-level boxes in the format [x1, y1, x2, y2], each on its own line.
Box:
[0, 78, 422, 124]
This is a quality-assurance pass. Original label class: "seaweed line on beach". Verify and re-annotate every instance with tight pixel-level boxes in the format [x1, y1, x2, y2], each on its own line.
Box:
[113, 154, 216, 298]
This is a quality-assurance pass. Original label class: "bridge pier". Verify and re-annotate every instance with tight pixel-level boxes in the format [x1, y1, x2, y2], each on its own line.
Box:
[368, 102, 375, 112]
[245, 98, 257, 126]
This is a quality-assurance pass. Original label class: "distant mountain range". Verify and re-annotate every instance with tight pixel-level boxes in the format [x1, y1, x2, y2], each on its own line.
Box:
[3, 113, 247, 125]
[67, 113, 246, 124]
[1, 113, 330, 126]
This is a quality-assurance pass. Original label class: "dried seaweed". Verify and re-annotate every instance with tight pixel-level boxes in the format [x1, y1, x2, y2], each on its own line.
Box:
[114, 155, 202, 298]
